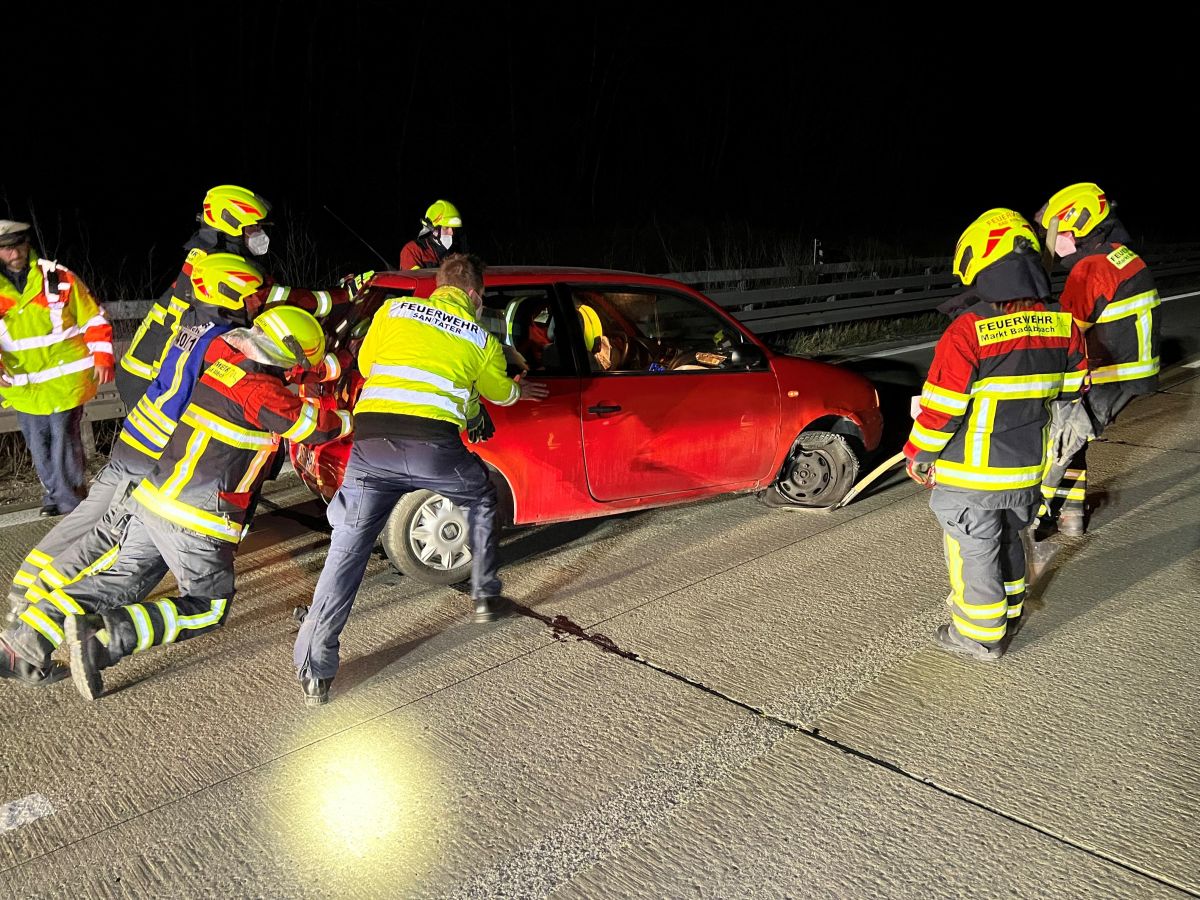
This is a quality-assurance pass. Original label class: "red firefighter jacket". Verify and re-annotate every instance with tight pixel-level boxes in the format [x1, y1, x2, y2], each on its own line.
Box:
[131, 337, 352, 542]
[905, 300, 1088, 496]
[1058, 243, 1159, 392]
[399, 236, 447, 270]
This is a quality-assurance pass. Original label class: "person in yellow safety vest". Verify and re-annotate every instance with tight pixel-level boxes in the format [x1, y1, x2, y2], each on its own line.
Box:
[293, 252, 549, 706]
[0, 305, 352, 697]
[905, 209, 1089, 661]
[1035, 182, 1161, 537]
[399, 199, 464, 269]
[116, 184, 361, 409]
[0, 219, 113, 518]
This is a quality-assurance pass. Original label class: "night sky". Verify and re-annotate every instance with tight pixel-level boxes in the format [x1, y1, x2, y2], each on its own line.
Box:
[4, 5, 1193, 298]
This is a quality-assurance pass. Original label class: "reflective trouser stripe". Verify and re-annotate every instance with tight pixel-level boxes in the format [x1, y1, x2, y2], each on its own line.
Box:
[934, 499, 1034, 645]
[121, 597, 228, 651]
[19, 606, 64, 647]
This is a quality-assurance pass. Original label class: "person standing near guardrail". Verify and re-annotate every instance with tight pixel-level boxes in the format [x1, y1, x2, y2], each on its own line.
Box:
[1034, 183, 1161, 537]
[905, 209, 1088, 660]
[0, 219, 113, 518]
[116, 184, 361, 410]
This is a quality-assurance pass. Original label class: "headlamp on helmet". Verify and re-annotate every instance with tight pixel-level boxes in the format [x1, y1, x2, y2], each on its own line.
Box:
[953, 208, 1041, 286]
[1040, 182, 1109, 238]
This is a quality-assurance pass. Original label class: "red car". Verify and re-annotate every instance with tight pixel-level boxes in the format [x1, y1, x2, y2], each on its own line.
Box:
[291, 267, 883, 585]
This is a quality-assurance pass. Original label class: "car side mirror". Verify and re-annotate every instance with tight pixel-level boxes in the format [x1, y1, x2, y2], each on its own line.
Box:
[728, 343, 765, 369]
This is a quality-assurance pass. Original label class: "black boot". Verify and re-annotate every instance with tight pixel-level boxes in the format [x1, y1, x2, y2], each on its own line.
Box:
[0, 637, 68, 686]
[65, 614, 113, 701]
[300, 676, 332, 707]
[473, 596, 509, 624]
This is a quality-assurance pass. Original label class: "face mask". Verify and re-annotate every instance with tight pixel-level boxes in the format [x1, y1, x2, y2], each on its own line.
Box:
[245, 230, 270, 256]
[439, 232, 454, 250]
[1054, 231, 1076, 259]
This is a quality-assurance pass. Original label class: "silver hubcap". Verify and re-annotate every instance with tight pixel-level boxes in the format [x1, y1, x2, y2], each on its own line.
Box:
[408, 494, 472, 571]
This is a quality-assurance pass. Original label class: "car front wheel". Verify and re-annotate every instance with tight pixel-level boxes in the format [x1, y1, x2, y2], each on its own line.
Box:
[382, 489, 474, 585]
[764, 431, 860, 509]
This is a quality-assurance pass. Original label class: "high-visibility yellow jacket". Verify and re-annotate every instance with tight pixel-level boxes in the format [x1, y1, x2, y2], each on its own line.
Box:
[354, 285, 519, 428]
[0, 252, 112, 415]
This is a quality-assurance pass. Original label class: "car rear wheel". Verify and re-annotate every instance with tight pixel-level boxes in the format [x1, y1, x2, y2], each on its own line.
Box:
[382, 489, 474, 585]
[764, 431, 860, 509]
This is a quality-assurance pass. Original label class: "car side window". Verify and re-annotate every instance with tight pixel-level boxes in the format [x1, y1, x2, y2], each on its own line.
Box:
[479, 288, 574, 376]
[569, 288, 749, 374]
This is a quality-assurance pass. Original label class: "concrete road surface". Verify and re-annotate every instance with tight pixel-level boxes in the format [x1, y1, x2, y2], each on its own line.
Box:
[0, 329, 1197, 897]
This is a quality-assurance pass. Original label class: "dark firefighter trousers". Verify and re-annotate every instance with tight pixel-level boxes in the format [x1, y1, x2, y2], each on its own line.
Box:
[294, 435, 501, 681]
[4, 505, 236, 670]
[1039, 383, 1140, 521]
[929, 490, 1033, 649]
[7, 461, 141, 622]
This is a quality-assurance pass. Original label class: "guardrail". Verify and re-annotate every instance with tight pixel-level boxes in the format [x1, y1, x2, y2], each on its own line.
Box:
[664, 246, 1200, 333]
[6, 244, 1199, 442]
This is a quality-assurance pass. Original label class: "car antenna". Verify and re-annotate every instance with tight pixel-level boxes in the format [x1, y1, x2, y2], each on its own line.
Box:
[322, 205, 391, 269]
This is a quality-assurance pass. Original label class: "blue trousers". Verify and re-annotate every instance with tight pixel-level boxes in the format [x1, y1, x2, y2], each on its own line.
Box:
[293, 435, 500, 680]
[17, 407, 87, 513]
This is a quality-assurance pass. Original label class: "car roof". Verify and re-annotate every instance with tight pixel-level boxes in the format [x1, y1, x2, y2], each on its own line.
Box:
[370, 266, 689, 291]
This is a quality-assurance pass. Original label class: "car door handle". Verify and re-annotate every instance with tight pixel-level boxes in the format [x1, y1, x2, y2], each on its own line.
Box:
[587, 403, 622, 415]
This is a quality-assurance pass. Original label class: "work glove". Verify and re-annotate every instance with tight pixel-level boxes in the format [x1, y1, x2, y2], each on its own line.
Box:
[340, 270, 375, 300]
[905, 458, 935, 488]
[1048, 399, 1094, 463]
[465, 404, 495, 444]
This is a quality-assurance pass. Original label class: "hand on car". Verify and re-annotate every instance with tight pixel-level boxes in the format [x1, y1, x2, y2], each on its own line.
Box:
[515, 374, 549, 401]
[466, 406, 496, 443]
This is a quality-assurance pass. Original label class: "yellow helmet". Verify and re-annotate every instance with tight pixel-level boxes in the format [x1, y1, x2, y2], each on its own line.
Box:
[423, 199, 463, 230]
[577, 304, 603, 351]
[202, 185, 272, 236]
[1040, 182, 1110, 238]
[254, 305, 326, 368]
[189, 252, 265, 310]
[953, 208, 1041, 286]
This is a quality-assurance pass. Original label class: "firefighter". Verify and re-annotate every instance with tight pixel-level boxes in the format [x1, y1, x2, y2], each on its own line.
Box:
[4, 254, 278, 625]
[905, 209, 1088, 660]
[1035, 183, 1160, 536]
[0, 219, 114, 518]
[293, 252, 548, 707]
[117, 184, 358, 409]
[0, 305, 351, 697]
[399, 199, 464, 269]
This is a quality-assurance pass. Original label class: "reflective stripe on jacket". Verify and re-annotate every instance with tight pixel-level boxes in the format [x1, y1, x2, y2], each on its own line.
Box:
[121, 235, 352, 384]
[354, 284, 519, 429]
[1059, 244, 1160, 391]
[117, 321, 231, 462]
[905, 301, 1088, 494]
[0, 253, 112, 415]
[131, 338, 352, 542]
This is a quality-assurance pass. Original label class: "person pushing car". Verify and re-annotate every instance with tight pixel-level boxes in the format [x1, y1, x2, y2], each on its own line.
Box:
[292, 252, 548, 707]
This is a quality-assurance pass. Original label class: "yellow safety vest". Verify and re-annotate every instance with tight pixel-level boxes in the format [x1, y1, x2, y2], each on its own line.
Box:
[354, 285, 519, 427]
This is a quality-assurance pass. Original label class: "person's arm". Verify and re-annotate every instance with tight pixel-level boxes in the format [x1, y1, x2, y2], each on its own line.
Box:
[905, 322, 977, 467]
[244, 275, 354, 321]
[71, 275, 114, 384]
[474, 337, 522, 407]
[242, 375, 353, 445]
